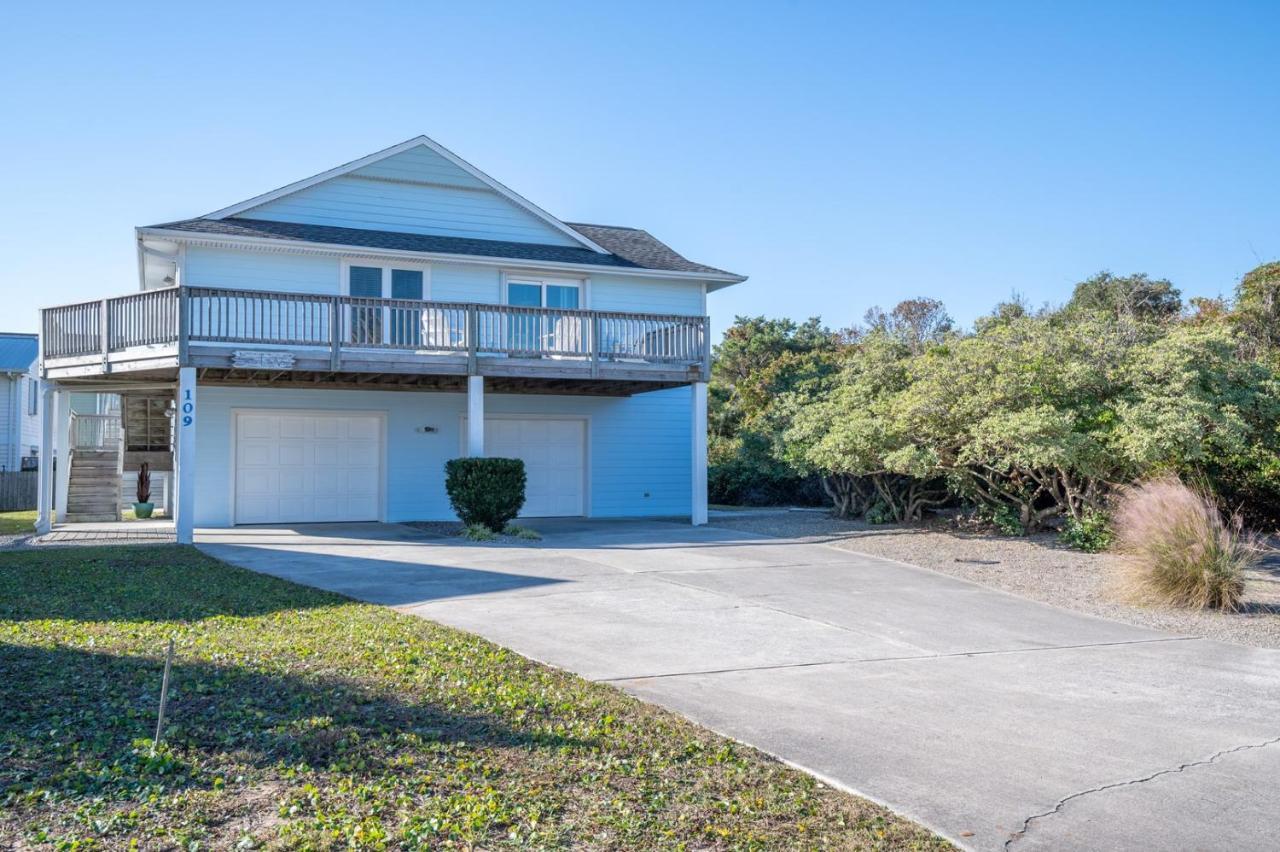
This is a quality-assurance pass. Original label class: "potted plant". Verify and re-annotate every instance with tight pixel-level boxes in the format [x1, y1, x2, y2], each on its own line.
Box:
[133, 462, 154, 519]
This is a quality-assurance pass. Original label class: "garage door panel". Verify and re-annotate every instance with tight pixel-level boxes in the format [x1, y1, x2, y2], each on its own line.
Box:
[313, 418, 344, 439]
[277, 444, 307, 467]
[313, 469, 341, 493]
[237, 443, 272, 466]
[277, 470, 309, 495]
[313, 497, 345, 520]
[238, 469, 273, 494]
[475, 417, 584, 518]
[346, 441, 380, 466]
[237, 415, 275, 439]
[347, 418, 379, 440]
[235, 412, 382, 524]
[278, 416, 309, 439]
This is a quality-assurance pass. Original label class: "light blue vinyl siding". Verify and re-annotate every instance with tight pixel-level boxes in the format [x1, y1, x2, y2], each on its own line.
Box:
[350, 146, 488, 189]
[192, 384, 692, 526]
[590, 274, 705, 316]
[237, 176, 578, 245]
[186, 246, 339, 294]
[430, 263, 500, 303]
[235, 142, 583, 247]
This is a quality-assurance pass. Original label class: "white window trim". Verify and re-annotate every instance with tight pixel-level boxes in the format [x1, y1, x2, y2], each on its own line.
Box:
[499, 271, 587, 309]
[340, 258, 433, 300]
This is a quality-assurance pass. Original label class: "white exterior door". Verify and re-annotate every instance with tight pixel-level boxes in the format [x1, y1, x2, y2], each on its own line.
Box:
[234, 411, 381, 524]
[485, 418, 585, 517]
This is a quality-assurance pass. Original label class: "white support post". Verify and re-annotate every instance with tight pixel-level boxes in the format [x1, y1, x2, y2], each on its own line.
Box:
[53, 389, 72, 525]
[467, 375, 485, 457]
[35, 384, 57, 534]
[691, 381, 708, 525]
[175, 367, 197, 544]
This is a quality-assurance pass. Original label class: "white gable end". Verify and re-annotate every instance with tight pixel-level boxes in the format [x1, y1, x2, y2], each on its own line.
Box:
[228, 143, 582, 247]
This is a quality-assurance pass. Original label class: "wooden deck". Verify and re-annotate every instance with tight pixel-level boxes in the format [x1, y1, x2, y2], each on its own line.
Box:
[41, 286, 710, 395]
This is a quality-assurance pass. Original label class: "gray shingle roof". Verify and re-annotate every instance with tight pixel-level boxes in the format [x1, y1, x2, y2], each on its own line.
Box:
[145, 218, 741, 279]
[563, 223, 736, 276]
[0, 333, 37, 373]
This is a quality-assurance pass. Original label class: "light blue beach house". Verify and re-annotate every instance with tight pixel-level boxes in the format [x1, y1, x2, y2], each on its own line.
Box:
[36, 136, 745, 541]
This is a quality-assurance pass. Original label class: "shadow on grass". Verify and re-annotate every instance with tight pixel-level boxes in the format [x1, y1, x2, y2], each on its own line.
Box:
[0, 543, 565, 621]
[0, 546, 343, 623]
[0, 640, 595, 803]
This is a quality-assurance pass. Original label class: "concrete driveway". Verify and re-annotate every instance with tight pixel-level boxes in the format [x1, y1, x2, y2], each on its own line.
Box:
[198, 520, 1280, 851]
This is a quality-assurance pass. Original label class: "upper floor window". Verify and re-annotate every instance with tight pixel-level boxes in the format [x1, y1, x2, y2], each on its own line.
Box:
[27, 379, 38, 415]
[506, 278, 580, 309]
[505, 277, 585, 353]
[346, 263, 428, 346]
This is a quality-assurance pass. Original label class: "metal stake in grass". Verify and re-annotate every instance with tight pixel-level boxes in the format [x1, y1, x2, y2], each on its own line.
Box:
[153, 637, 174, 754]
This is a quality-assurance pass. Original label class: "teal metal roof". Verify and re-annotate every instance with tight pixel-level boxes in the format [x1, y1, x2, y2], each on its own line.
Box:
[0, 333, 37, 373]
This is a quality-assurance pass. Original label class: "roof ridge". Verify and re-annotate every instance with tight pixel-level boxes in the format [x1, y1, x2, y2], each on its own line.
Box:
[566, 221, 643, 232]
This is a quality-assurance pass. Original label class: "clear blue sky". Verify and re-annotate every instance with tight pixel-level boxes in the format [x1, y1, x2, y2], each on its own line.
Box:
[3, 1, 1277, 336]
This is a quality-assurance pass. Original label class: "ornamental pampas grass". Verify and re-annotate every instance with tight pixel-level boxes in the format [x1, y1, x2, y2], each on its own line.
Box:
[1112, 475, 1257, 611]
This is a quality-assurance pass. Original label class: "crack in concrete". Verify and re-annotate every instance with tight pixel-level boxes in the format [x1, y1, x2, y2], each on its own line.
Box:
[1004, 734, 1280, 850]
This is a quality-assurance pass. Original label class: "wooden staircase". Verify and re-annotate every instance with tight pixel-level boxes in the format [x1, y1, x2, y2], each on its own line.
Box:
[65, 449, 121, 522]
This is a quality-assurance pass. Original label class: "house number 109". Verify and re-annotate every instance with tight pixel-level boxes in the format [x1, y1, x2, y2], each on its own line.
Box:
[182, 389, 194, 427]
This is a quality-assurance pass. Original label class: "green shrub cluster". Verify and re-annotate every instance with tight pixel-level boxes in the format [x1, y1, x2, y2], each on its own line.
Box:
[444, 457, 526, 532]
[1059, 510, 1113, 553]
[712, 267, 1280, 541]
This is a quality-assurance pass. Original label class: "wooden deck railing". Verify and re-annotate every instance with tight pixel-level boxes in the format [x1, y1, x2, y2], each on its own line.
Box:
[70, 413, 122, 450]
[41, 286, 710, 372]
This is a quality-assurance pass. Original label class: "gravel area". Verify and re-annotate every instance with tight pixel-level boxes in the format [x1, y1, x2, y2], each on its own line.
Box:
[403, 520, 464, 538]
[709, 508, 1280, 650]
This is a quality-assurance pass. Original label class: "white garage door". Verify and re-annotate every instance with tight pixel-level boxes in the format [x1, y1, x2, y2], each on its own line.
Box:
[235, 411, 381, 524]
[485, 418, 585, 517]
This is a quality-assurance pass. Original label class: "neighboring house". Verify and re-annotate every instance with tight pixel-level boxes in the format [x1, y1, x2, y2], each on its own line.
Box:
[37, 135, 745, 540]
[0, 333, 40, 472]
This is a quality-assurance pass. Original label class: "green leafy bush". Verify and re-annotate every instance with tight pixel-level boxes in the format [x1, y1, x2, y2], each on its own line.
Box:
[990, 505, 1026, 537]
[1060, 510, 1113, 552]
[1113, 476, 1256, 610]
[444, 457, 526, 532]
[864, 500, 895, 525]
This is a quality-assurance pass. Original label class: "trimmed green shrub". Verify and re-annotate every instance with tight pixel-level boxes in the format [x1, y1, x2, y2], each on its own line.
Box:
[445, 457, 526, 532]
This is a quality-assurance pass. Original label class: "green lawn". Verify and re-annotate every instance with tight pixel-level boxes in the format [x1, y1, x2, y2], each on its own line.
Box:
[0, 546, 946, 850]
[0, 511, 35, 536]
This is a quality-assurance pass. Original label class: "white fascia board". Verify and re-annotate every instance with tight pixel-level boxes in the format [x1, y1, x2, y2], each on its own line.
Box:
[199, 135, 610, 255]
[137, 227, 749, 285]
